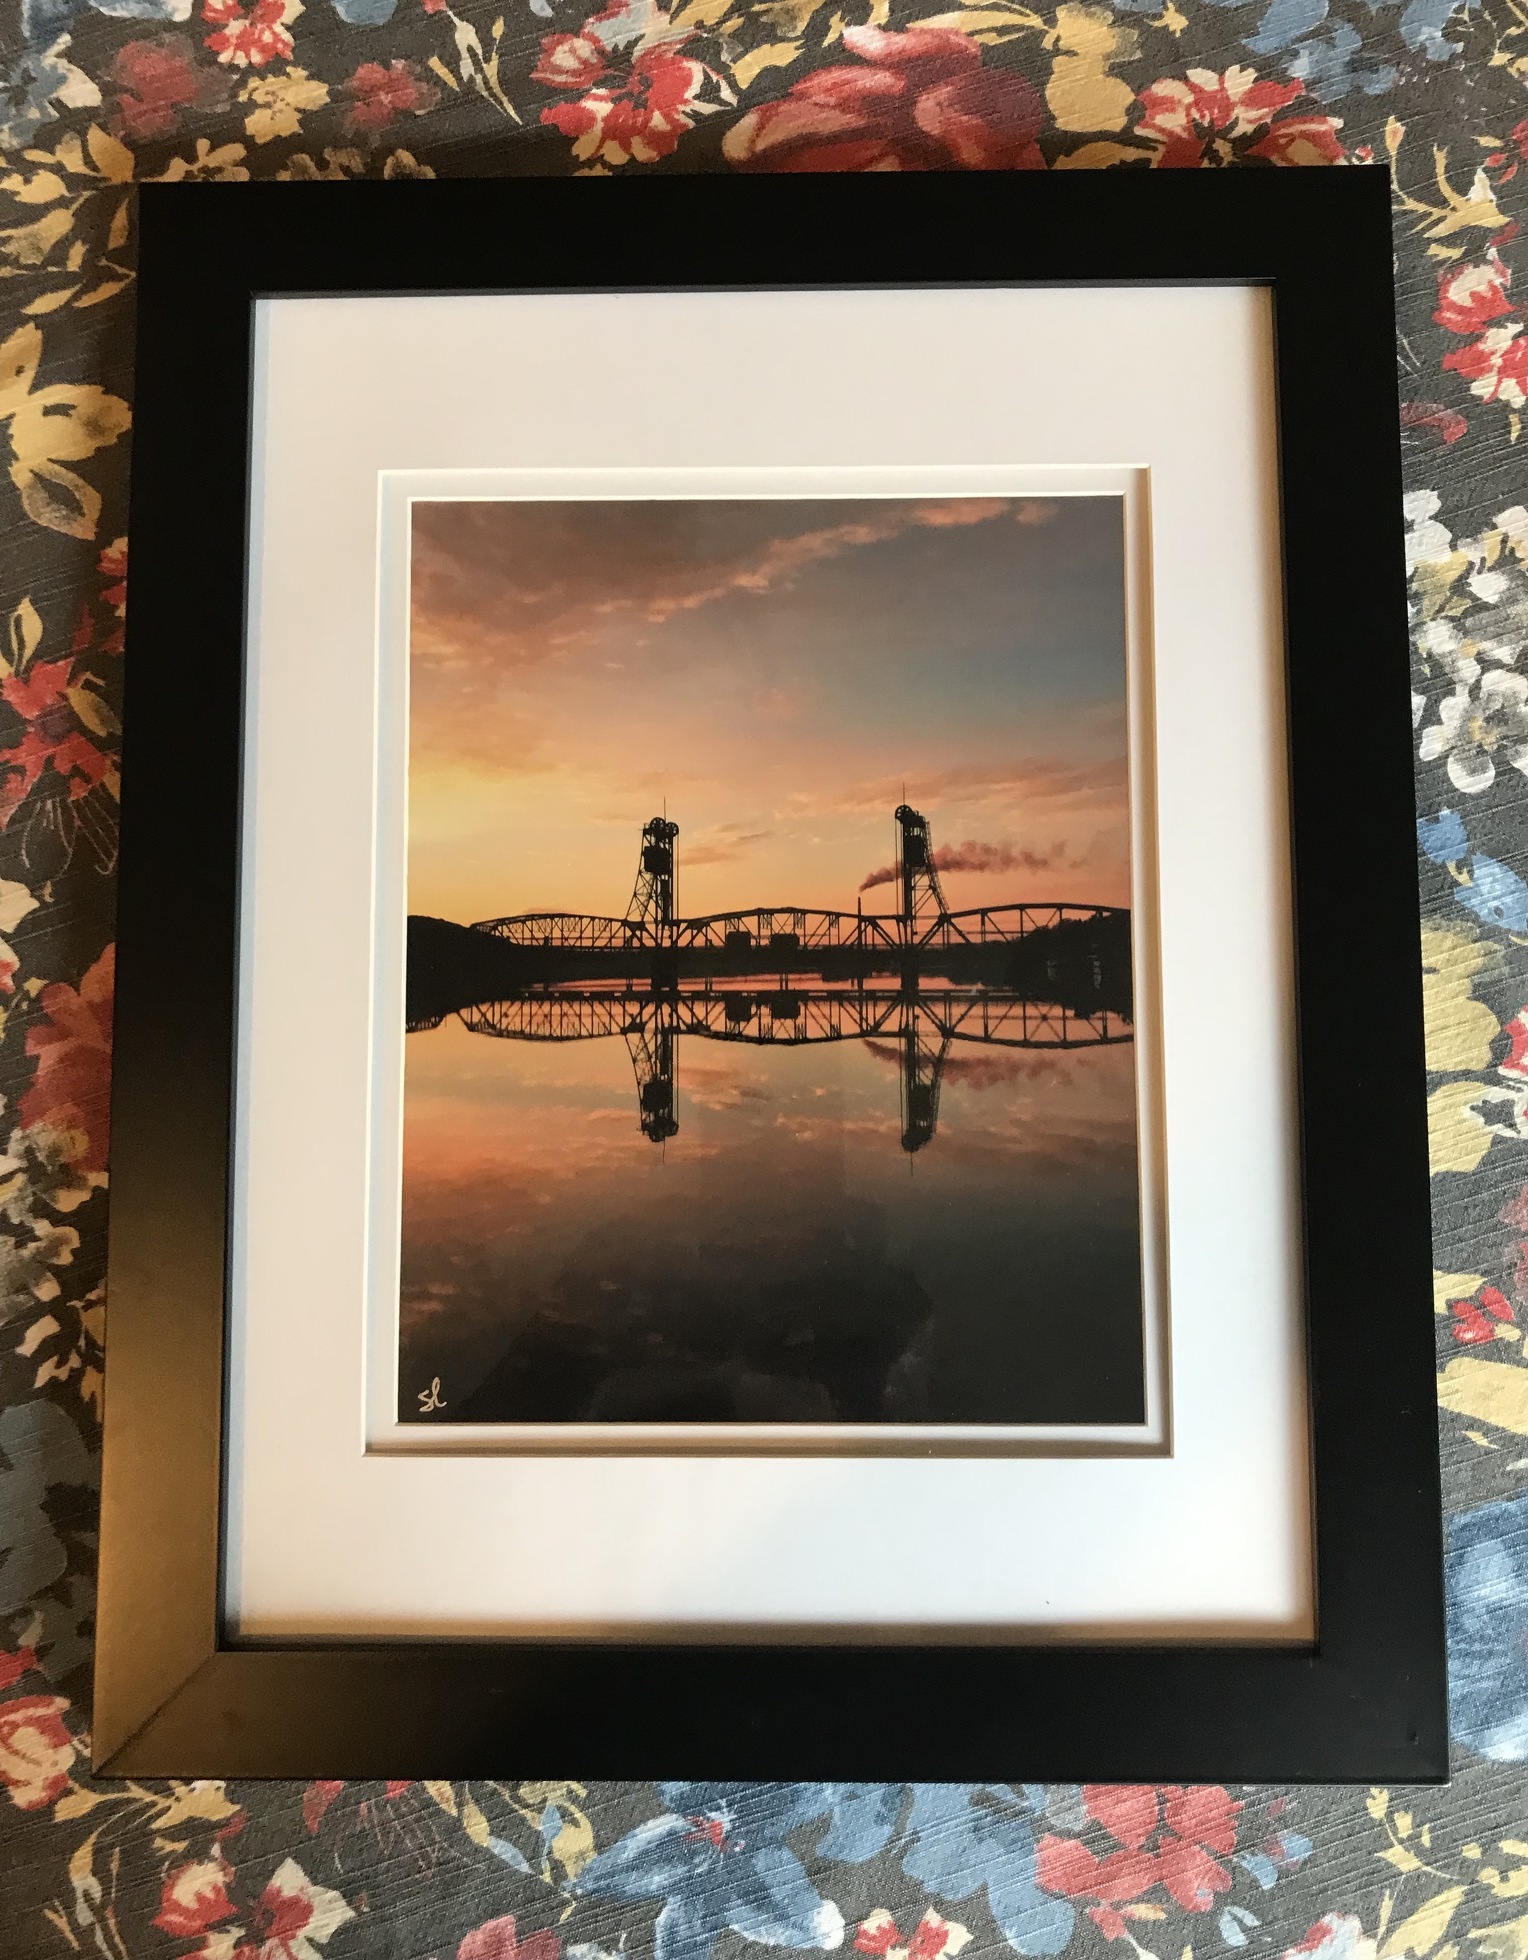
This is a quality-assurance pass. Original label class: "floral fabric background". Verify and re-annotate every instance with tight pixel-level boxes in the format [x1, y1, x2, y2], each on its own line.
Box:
[0, 0, 1526, 1941]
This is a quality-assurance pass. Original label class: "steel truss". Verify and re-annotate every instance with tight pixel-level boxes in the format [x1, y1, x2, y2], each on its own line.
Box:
[470, 902, 1122, 954]
[457, 986, 1128, 1051]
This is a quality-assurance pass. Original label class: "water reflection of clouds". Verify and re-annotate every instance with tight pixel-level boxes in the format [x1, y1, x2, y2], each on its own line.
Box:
[402, 1025, 1137, 1208]
[862, 1039, 1067, 1090]
[675, 1060, 773, 1111]
[406, 1031, 1136, 1413]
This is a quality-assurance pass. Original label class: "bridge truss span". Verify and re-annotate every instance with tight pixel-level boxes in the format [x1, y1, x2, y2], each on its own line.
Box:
[471, 900, 1125, 954]
[457, 987, 1130, 1052]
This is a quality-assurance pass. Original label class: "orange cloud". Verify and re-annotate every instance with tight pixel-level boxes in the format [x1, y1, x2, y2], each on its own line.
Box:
[409, 495, 1035, 674]
[684, 822, 774, 867]
[829, 755, 1127, 818]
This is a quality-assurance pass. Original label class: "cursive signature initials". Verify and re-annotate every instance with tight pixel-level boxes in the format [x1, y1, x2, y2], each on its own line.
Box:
[417, 1376, 446, 1413]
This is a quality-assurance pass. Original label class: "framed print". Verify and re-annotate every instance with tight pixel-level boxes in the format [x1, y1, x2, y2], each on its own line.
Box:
[96, 168, 1445, 1781]
[381, 464, 1165, 1454]
[390, 479, 1151, 1443]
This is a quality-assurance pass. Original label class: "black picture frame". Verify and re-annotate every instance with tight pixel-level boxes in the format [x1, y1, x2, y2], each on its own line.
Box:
[96, 168, 1444, 1783]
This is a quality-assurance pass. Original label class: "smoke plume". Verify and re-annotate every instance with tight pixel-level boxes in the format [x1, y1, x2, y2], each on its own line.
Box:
[858, 839, 1061, 894]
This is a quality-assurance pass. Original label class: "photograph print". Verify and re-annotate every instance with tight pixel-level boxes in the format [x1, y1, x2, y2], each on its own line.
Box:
[400, 492, 1145, 1430]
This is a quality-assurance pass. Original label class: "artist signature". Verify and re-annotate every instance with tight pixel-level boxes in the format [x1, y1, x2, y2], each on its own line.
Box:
[417, 1376, 447, 1414]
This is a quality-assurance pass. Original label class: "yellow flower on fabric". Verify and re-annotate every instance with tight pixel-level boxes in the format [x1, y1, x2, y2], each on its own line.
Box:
[1045, 4, 1138, 134]
[0, 322, 129, 540]
[1420, 925, 1500, 1074]
[241, 66, 330, 143]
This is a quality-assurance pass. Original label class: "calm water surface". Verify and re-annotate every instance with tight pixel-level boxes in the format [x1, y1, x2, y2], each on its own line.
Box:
[398, 1016, 1144, 1425]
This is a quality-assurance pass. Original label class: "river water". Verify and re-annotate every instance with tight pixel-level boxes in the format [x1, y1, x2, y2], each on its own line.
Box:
[398, 1012, 1144, 1427]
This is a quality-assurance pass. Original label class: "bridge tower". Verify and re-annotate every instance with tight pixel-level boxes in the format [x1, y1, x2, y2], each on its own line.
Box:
[625, 1001, 678, 1143]
[625, 817, 679, 937]
[898, 1003, 950, 1154]
[894, 805, 949, 942]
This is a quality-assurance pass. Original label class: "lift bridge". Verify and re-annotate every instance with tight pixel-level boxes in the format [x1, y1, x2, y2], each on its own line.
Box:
[431, 806, 1132, 1153]
[473, 808, 1111, 963]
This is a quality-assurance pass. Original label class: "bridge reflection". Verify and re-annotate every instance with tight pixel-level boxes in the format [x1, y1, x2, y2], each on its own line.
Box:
[407, 805, 1134, 1152]
[456, 984, 1129, 1152]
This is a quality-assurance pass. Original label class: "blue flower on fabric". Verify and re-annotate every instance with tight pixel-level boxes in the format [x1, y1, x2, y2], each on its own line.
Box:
[0, 34, 99, 149]
[1446, 1494, 1528, 1763]
[1394, 0, 1480, 59]
[23, 0, 190, 49]
[1417, 812, 1528, 935]
[1419, 809, 1471, 865]
[898, 1788, 1074, 1958]
[1233, 1832, 1313, 1891]
[1238, 0, 1472, 60]
[573, 1784, 899, 1960]
[1280, 23, 1397, 98]
[1455, 856, 1528, 935]
[1106, 0, 1445, 94]
[21, 0, 394, 53]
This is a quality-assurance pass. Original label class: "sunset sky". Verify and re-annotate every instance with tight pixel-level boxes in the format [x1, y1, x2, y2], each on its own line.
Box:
[406, 495, 1131, 926]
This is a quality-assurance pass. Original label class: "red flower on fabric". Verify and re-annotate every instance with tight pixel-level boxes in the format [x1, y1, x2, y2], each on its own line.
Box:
[722, 26, 1043, 171]
[1160, 1785, 1239, 1858]
[70, 538, 128, 665]
[20, 945, 114, 1175]
[1400, 401, 1469, 445]
[155, 1851, 239, 1938]
[684, 1813, 730, 1848]
[0, 1649, 37, 1692]
[0, 1694, 76, 1812]
[302, 1779, 345, 1833]
[301, 1776, 413, 1835]
[854, 1911, 968, 1960]
[1449, 1283, 1516, 1345]
[98, 539, 127, 617]
[533, 28, 611, 91]
[542, 44, 710, 166]
[1036, 1785, 1242, 1941]
[458, 1913, 562, 1960]
[233, 1857, 353, 1960]
[1482, 117, 1527, 186]
[533, 0, 652, 92]
[1133, 66, 1343, 167]
[201, 0, 296, 70]
[110, 35, 219, 141]
[0, 653, 113, 831]
[343, 59, 440, 135]
[1502, 1008, 1528, 1084]
[1287, 1915, 1378, 1960]
[1436, 252, 1514, 334]
[1435, 248, 1528, 416]
[1444, 321, 1528, 411]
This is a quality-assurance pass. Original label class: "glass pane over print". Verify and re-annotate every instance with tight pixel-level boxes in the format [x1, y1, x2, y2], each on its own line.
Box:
[400, 495, 1144, 1427]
